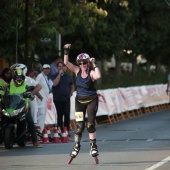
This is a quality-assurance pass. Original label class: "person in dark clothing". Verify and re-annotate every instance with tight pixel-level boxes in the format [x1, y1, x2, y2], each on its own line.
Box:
[52, 62, 74, 133]
[50, 56, 62, 80]
[0, 68, 12, 84]
[63, 44, 101, 158]
[166, 74, 170, 95]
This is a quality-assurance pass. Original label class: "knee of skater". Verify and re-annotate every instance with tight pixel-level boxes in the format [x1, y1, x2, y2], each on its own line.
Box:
[75, 122, 85, 135]
[86, 122, 96, 133]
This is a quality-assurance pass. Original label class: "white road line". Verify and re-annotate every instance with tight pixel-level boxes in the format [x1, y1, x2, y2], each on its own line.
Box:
[145, 156, 170, 170]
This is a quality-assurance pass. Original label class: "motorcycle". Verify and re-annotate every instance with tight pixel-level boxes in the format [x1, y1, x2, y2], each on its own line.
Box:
[0, 85, 35, 149]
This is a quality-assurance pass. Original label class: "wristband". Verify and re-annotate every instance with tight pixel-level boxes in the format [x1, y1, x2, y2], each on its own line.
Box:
[64, 48, 69, 55]
[63, 46, 70, 55]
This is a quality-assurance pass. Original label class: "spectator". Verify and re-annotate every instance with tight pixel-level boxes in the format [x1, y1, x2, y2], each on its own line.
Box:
[52, 61, 74, 134]
[0, 79, 8, 95]
[166, 74, 170, 95]
[27, 70, 39, 80]
[25, 69, 41, 126]
[0, 79, 8, 110]
[0, 79, 8, 139]
[35, 64, 59, 132]
[50, 56, 62, 80]
[0, 68, 12, 84]
[63, 44, 101, 158]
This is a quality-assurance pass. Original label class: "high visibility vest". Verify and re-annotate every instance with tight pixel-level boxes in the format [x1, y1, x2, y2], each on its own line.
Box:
[10, 83, 28, 103]
[0, 79, 7, 95]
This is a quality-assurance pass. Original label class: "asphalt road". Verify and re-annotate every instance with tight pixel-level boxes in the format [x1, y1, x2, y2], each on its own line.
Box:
[0, 109, 170, 170]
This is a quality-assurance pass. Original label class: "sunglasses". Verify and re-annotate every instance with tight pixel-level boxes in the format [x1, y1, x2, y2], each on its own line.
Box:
[79, 62, 87, 65]
[15, 75, 23, 79]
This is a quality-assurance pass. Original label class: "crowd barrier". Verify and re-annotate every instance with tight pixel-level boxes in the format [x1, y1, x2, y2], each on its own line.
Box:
[45, 84, 170, 127]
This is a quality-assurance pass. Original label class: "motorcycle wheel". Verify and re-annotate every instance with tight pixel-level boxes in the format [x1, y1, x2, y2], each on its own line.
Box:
[4, 126, 14, 149]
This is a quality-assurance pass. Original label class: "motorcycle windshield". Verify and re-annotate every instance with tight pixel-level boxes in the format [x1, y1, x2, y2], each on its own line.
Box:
[2, 94, 22, 108]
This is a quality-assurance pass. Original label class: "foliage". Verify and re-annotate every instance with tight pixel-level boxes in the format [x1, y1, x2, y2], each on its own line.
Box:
[97, 68, 168, 90]
[0, 0, 170, 80]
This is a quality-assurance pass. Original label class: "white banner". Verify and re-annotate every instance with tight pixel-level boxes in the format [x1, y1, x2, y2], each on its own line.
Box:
[45, 84, 169, 123]
[45, 94, 57, 125]
[69, 84, 169, 120]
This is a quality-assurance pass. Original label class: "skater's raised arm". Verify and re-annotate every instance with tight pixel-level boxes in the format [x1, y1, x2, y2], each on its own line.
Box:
[63, 44, 80, 75]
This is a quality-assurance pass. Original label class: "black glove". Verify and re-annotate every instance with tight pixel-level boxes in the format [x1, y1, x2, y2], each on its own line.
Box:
[23, 92, 35, 100]
[63, 45, 70, 55]
[91, 58, 97, 69]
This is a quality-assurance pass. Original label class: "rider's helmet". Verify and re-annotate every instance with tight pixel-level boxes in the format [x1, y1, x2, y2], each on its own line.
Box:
[13, 63, 27, 76]
[13, 69, 25, 86]
[76, 53, 90, 64]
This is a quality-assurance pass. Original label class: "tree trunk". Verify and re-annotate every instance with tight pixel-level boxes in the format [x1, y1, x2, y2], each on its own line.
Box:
[132, 56, 137, 76]
[155, 61, 161, 72]
[146, 61, 151, 77]
[116, 58, 122, 76]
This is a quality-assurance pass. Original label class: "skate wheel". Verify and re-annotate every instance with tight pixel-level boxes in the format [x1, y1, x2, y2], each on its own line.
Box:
[94, 156, 99, 164]
[68, 157, 73, 164]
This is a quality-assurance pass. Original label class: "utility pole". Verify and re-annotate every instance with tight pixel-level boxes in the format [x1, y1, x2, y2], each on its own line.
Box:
[56, 33, 61, 56]
[24, 0, 29, 65]
[16, 0, 19, 63]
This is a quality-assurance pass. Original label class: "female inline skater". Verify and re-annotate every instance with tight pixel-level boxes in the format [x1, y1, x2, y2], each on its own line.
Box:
[63, 44, 101, 162]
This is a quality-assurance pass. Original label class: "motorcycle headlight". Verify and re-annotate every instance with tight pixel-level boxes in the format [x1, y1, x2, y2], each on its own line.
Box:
[2, 106, 25, 117]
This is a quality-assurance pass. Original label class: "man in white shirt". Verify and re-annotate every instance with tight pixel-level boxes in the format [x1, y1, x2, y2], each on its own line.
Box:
[35, 64, 54, 132]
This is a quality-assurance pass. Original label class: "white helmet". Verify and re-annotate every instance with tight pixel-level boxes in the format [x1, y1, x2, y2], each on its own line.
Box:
[76, 53, 90, 63]
[11, 63, 27, 76]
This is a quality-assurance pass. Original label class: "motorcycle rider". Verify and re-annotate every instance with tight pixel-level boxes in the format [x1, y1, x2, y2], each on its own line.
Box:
[10, 65, 42, 148]
[9, 69, 34, 146]
[11, 64, 43, 124]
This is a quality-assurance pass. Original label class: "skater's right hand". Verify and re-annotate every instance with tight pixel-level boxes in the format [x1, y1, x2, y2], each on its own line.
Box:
[63, 44, 71, 55]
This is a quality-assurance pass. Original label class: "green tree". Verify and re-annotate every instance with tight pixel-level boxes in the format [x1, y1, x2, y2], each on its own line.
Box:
[1, 0, 170, 79]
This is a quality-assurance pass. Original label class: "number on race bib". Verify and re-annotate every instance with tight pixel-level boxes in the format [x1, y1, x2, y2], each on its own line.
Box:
[75, 112, 84, 122]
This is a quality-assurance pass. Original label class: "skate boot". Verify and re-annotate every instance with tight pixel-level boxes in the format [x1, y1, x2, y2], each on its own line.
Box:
[90, 143, 99, 157]
[70, 143, 81, 158]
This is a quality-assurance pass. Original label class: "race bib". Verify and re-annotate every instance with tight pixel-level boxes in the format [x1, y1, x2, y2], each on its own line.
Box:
[75, 112, 84, 122]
